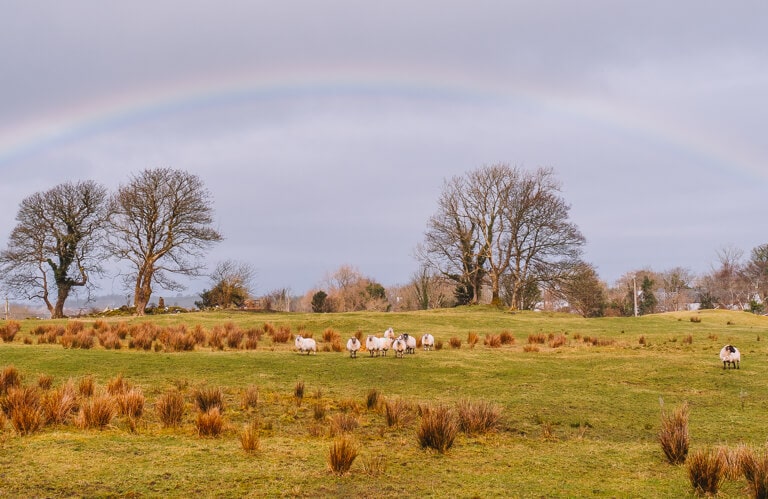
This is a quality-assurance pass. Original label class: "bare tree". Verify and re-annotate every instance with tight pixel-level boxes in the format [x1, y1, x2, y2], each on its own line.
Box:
[0, 180, 109, 318]
[409, 265, 454, 310]
[108, 168, 222, 315]
[420, 164, 584, 309]
[196, 260, 255, 309]
[658, 267, 694, 312]
[555, 262, 606, 317]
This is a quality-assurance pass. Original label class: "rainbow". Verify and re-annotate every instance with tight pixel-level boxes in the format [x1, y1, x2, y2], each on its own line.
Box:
[0, 65, 765, 179]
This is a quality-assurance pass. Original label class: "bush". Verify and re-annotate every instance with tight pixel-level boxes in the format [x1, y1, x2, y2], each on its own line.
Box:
[156, 389, 185, 427]
[196, 407, 224, 437]
[659, 402, 689, 465]
[418, 405, 459, 454]
[687, 447, 725, 496]
[328, 437, 358, 475]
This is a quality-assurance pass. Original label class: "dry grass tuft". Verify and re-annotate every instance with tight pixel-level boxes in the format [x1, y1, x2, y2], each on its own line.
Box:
[193, 386, 225, 413]
[330, 413, 359, 436]
[384, 398, 412, 428]
[0, 365, 22, 395]
[328, 437, 358, 475]
[418, 405, 459, 453]
[294, 381, 305, 406]
[76, 394, 116, 430]
[78, 375, 95, 398]
[499, 331, 515, 345]
[4, 386, 43, 435]
[687, 447, 725, 496]
[449, 337, 462, 349]
[659, 402, 690, 465]
[523, 344, 540, 353]
[0, 320, 21, 342]
[241, 385, 259, 410]
[549, 334, 567, 348]
[484, 334, 502, 348]
[196, 407, 224, 437]
[456, 399, 502, 435]
[42, 381, 77, 425]
[366, 388, 381, 411]
[106, 373, 129, 395]
[116, 388, 145, 419]
[467, 332, 479, 349]
[240, 419, 261, 453]
[37, 373, 54, 390]
[313, 402, 327, 421]
[737, 445, 768, 498]
[528, 333, 547, 344]
[156, 389, 185, 428]
[361, 455, 386, 476]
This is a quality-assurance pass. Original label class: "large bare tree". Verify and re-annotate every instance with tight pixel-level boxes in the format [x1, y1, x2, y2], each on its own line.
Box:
[420, 164, 585, 309]
[0, 180, 109, 318]
[108, 168, 222, 315]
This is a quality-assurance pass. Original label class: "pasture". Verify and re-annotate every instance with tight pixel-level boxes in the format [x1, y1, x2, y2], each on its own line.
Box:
[1, 307, 767, 497]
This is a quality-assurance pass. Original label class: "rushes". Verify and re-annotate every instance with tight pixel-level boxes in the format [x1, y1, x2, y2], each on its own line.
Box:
[417, 405, 458, 453]
[156, 389, 186, 428]
[328, 437, 358, 475]
[193, 386, 225, 413]
[687, 447, 725, 496]
[659, 402, 690, 465]
[195, 407, 224, 437]
[240, 419, 261, 453]
[4, 386, 43, 435]
[455, 399, 502, 435]
[75, 394, 116, 430]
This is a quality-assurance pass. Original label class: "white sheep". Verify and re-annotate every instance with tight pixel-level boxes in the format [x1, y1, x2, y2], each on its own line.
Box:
[380, 337, 393, 357]
[365, 335, 382, 357]
[398, 333, 417, 354]
[421, 333, 435, 351]
[294, 334, 317, 355]
[384, 327, 395, 340]
[392, 337, 407, 358]
[346, 337, 361, 358]
[719, 344, 740, 369]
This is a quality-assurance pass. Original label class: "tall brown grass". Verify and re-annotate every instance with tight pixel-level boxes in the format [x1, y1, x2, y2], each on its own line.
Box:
[156, 389, 185, 427]
[737, 445, 768, 499]
[384, 398, 412, 427]
[196, 407, 224, 437]
[455, 399, 502, 435]
[193, 386, 224, 413]
[366, 388, 381, 411]
[659, 402, 690, 465]
[687, 447, 725, 496]
[37, 373, 53, 390]
[116, 388, 145, 420]
[75, 394, 116, 430]
[241, 385, 259, 410]
[78, 375, 95, 398]
[42, 381, 77, 425]
[449, 337, 462, 349]
[328, 437, 358, 475]
[330, 413, 359, 436]
[418, 405, 459, 454]
[499, 331, 515, 345]
[294, 381, 305, 406]
[4, 386, 43, 435]
[528, 333, 547, 344]
[0, 320, 20, 342]
[467, 332, 479, 349]
[240, 419, 261, 453]
[484, 334, 502, 348]
[0, 365, 22, 395]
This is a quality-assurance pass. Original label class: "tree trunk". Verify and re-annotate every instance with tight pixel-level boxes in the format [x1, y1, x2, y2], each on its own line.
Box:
[51, 284, 70, 319]
[134, 273, 152, 316]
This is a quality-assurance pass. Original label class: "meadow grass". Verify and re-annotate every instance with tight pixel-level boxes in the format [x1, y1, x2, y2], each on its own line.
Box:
[0, 308, 766, 496]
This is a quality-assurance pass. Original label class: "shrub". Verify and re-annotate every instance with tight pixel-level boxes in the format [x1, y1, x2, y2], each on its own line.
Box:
[687, 447, 725, 496]
[196, 407, 224, 437]
[193, 386, 224, 413]
[240, 419, 260, 453]
[365, 388, 380, 411]
[418, 405, 458, 453]
[241, 385, 259, 410]
[328, 437, 358, 475]
[330, 413, 359, 436]
[456, 399, 502, 435]
[156, 389, 185, 427]
[659, 402, 689, 465]
[0, 365, 22, 395]
[449, 337, 462, 349]
[4, 386, 43, 435]
[76, 394, 116, 430]
[42, 381, 77, 425]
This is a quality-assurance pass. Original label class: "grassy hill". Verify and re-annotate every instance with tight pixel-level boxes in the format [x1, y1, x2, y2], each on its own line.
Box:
[0, 308, 766, 497]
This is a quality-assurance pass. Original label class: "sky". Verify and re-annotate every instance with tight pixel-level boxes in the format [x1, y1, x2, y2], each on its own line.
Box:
[1, 1, 767, 298]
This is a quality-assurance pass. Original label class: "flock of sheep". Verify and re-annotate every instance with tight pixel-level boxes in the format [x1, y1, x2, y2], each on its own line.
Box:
[294, 327, 434, 359]
[297, 329, 743, 370]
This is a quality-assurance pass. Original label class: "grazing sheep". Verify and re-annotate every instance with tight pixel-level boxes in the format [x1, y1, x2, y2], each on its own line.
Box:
[294, 334, 317, 355]
[366, 335, 382, 357]
[421, 333, 435, 351]
[346, 337, 361, 358]
[392, 337, 407, 358]
[398, 333, 417, 354]
[719, 344, 740, 369]
[380, 337, 393, 357]
[384, 327, 395, 340]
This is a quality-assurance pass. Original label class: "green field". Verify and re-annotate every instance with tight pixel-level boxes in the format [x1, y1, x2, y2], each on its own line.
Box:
[0, 308, 766, 497]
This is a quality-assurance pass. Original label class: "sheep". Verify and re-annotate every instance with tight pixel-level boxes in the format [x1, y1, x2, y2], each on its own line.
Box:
[421, 333, 435, 351]
[384, 327, 395, 340]
[379, 336, 393, 357]
[392, 337, 407, 358]
[346, 337, 361, 358]
[398, 333, 417, 354]
[719, 344, 740, 369]
[294, 334, 317, 355]
[365, 335, 381, 357]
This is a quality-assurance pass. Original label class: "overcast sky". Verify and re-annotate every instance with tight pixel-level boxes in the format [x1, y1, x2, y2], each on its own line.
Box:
[1, 1, 767, 298]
